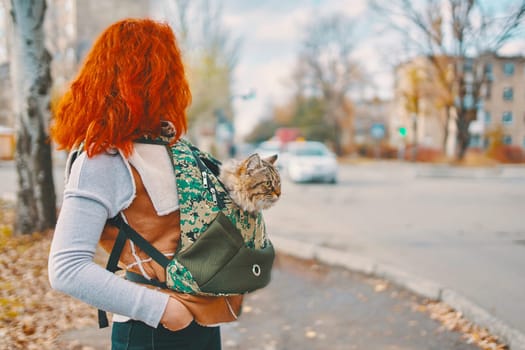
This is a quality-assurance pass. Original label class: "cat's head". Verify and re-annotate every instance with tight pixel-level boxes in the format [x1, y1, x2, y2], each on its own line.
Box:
[238, 153, 281, 211]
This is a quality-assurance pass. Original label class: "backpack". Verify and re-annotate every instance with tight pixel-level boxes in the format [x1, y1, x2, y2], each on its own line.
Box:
[99, 138, 275, 297]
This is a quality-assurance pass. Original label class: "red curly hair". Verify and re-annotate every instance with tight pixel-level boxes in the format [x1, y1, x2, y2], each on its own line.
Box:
[51, 18, 191, 157]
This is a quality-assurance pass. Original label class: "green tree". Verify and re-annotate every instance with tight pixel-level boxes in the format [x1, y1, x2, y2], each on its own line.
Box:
[291, 96, 333, 142]
[244, 119, 281, 144]
[246, 95, 338, 146]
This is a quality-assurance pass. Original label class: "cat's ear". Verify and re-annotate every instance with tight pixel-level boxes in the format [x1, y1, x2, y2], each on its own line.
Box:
[246, 153, 262, 172]
[264, 154, 278, 165]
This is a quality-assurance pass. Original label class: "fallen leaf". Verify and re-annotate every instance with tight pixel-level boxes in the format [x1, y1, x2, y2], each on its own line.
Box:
[374, 282, 388, 292]
[243, 305, 253, 313]
[305, 330, 317, 339]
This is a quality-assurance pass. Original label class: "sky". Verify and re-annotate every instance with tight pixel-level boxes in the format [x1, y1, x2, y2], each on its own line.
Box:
[1, 0, 523, 139]
[219, 0, 378, 139]
[217, 0, 525, 139]
[0, 0, 379, 139]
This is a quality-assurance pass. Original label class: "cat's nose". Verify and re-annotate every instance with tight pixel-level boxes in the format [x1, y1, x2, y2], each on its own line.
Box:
[273, 189, 281, 197]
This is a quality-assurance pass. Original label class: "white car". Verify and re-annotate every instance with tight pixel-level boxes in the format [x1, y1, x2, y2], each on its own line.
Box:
[285, 141, 338, 183]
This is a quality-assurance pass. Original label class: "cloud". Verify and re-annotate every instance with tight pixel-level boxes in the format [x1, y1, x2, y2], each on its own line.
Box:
[499, 40, 525, 56]
[233, 56, 296, 137]
[222, 0, 376, 138]
[321, 0, 368, 17]
[224, 6, 310, 46]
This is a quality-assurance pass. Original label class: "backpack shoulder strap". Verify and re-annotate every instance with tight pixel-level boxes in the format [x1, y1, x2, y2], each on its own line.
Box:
[64, 143, 84, 182]
[98, 214, 171, 328]
[106, 215, 171, 269]
[177, 139, 222, 176]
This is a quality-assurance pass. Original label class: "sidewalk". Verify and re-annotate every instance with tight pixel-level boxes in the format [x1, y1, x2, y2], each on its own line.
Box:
[273, 237, 525, 350]
[61, 254, 481, 350]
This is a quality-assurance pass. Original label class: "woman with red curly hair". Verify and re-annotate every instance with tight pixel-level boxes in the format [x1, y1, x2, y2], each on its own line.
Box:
[48, 19, 242, 349]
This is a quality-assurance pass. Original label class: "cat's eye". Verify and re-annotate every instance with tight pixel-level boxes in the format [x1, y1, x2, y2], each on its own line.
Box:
[265, 181, 272, 187]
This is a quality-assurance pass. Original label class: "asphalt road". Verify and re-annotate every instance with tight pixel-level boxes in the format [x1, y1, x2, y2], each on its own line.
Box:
[264, 161, 525, 335]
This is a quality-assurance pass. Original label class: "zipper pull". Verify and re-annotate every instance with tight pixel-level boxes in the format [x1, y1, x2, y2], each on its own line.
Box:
[202, 171, 208, 188]
[210, 187, 217, 204]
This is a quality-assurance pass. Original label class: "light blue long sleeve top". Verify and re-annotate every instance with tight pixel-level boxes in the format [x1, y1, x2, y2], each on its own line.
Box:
[48, 148, 171, 328]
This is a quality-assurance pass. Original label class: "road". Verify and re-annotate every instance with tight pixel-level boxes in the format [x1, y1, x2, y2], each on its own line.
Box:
[2, 159, 524, 337]
[264, 161, 525, 335]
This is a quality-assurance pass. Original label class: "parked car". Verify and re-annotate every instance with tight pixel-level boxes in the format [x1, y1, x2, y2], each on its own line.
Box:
[285, 141, 338, 183]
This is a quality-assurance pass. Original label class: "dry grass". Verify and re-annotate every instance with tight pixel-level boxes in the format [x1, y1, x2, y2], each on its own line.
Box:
[417, 301, 508, 350]
[0, 201, 97, 350]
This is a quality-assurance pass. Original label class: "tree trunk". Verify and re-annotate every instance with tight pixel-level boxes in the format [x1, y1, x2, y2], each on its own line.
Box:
[442, 107, 451, 153]
[10, 0, 56, 234]
[411, 114, 418, 162]
[332, 118, 342, 156]
[455, 109, 472, 161]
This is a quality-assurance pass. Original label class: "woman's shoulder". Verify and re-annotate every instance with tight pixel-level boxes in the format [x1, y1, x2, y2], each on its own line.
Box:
[65, 150, 135, 216]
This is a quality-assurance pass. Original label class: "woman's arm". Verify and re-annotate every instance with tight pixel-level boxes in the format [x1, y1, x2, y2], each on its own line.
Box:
[48, 196, 170, 327]
[48, 151, 174, 327]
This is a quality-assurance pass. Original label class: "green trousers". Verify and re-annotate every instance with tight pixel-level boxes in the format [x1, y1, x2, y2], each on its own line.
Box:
[111, 320, 221, 350]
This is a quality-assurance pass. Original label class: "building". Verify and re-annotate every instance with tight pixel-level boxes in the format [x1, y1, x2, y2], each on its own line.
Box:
[392, 56, 455, 155]
[392, 53, 525, 155]
[477, 53, 525, 149]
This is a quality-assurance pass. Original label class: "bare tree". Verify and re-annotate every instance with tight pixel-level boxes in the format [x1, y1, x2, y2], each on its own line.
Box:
[400, 65, 426, 161]
[169, 0, 191, 49]
[166, 0, 241, 128]
[295, 14, 362, 155]
[8, 0, 56, 234]
[372, 0, 525, 160]
[428, 56, 455, 153]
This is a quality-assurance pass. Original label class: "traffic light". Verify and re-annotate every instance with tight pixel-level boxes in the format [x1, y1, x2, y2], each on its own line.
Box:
[398, 127, 407, 137]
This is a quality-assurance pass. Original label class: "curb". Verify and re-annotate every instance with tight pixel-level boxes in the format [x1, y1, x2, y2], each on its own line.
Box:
[272, 236, 525, 350]
[414, 165, 525, 180]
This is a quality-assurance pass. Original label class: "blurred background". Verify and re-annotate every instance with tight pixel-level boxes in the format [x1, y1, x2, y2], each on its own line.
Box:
[1, 1, 525, 349]
[0, 0, 524, 163]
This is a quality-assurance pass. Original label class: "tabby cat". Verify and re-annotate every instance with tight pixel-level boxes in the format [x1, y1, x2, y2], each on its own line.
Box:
[219, 153, 281, 214]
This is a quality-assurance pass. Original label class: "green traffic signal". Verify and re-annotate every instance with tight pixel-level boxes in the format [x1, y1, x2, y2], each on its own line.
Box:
[398, 127, 407, 137]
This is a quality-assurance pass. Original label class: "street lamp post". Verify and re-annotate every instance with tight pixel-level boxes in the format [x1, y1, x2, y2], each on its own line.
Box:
[214, 89, 256, 159]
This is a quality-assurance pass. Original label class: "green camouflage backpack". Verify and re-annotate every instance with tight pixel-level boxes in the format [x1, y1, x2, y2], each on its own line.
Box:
[105, 138, 275, 296]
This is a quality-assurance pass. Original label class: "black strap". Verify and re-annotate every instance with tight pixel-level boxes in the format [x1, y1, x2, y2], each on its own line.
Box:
[134, 137, 169, 145]
[98, 309, 110, 329]
[98, 217, 129, 328]
[109, 215, 171, 268]
[98, 215, 171, 328]
[126, 271, 168, 289]
[105, 219, 128, 273]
